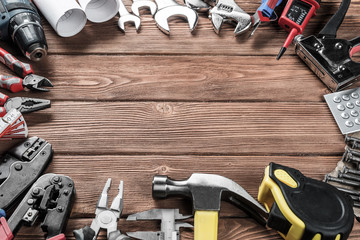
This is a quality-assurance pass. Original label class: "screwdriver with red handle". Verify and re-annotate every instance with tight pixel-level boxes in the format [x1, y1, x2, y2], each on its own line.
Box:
[276, 0, 320, 60]
[0, 48, 53, 92]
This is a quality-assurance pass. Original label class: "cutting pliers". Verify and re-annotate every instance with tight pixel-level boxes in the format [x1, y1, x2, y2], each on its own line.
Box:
[0, 48, 53, 93]
[73, 179, 129, 240]
[0, 92, 51, 117]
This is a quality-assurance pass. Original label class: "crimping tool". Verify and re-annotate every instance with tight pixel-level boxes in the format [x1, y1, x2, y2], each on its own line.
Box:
[294, 0, 358, 91]
[0, 173, 75, 240]
[0, 48, 52, 93]
[0, 137, 53, 210]
[259, 162, 354, 240]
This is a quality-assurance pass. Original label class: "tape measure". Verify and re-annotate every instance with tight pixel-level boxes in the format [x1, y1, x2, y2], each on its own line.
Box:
[258, 162, 354, 240]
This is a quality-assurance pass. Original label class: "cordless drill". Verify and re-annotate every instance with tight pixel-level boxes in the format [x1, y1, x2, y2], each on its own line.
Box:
[0, 0, 47, 61]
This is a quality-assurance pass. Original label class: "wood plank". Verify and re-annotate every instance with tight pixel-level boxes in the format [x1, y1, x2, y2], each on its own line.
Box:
[14, 55, 329, 102]
[14, 217, 360, 240]
[0, 101, 344, 155]
[37, 0, 360, 56]
[0, 101, 345, 155]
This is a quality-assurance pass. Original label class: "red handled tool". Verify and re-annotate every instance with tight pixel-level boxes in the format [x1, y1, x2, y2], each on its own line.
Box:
[276, 0, 320, 60]
[0, 92, 51, 117]
[0, 48, 53, 93]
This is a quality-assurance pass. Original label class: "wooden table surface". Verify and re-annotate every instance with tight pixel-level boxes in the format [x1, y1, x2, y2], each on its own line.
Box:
[2, 0, 360, 239]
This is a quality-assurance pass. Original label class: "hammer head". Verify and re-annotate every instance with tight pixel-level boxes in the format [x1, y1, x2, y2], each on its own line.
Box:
[153, 173, 268, 224]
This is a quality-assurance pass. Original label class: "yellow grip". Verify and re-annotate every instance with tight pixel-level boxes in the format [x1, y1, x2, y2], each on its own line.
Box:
[194, 210, 219, 240]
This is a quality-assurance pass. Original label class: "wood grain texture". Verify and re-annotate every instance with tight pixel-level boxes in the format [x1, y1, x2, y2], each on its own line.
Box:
[0, 101, 345, 155]
[21, 55, 330, 102]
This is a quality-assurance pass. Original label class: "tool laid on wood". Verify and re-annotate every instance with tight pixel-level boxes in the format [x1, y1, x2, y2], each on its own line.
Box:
[131, 0, 157, 16]
[0, 0, 48, 61]
[0, 109, 27, 140]
[323, 87, 360, 134]
[127, 209, 193, 240]
[118, 0, 141, 32]
[0, 137, 53, 210]
[152, 173, 268, 240]
[183, 0, 210, 12]
[73, 179, 129, 240]
[259, 162, 354, 240]
[276, 0, 320, 60]
[209, 0, 252, 35]
[0, 48, 53, 93]
[0, 173, 75, 240]
[154, 0, 198, 34]
[0, 92, 51, 117]
[250, 0, 283, 36]
[294, 0, 359, 91]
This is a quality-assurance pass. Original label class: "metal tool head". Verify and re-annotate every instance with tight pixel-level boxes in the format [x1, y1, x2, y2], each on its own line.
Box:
[4, 97, 51, 114]
[118, 15, 141, 32]
[131, 0, 157, 16]
[183, 0, 210, 12]
[127, 209, 192, 221]
[209, 0, 251, 35]
[152, 173, 268, 225]
[127, 209, 192, 240]
[91, 179, 126, 239]
[154, 6, 198, 34]
[23, 74, 53, 92]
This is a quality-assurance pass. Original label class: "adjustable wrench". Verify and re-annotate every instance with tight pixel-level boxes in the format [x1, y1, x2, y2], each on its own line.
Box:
[209, 0, 251, 35]
[118, 0, 141, 32]
[154, 0, 198, 34]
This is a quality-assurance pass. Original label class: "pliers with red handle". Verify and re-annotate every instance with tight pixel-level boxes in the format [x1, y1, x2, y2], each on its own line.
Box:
[0, 48, 53, 93]
[0, 92, 51, 117]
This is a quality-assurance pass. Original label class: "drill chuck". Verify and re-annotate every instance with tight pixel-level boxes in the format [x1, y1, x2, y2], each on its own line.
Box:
[9, 12, 47, 61]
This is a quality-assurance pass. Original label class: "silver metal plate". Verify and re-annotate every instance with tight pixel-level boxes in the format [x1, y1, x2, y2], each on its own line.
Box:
[324, 88, 360, 134]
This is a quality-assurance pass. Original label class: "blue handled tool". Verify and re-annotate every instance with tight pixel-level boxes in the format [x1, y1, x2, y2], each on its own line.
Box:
[250, 0, 283, 36]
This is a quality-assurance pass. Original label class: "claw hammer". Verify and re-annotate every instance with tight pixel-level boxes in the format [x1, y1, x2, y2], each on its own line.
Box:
[152, 173, 268, 240]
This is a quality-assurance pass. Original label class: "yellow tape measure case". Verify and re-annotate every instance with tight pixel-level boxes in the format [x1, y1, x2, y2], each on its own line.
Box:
[258, 162, 354, 240]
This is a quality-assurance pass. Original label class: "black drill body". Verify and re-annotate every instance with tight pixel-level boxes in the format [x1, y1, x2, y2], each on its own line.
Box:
[0, 0, 47, 61]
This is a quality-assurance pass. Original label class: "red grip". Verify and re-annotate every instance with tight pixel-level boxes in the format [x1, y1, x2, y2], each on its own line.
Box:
[0, 48, 34, 78]
[0, 93, 9, 106]
[267, 0, 278, 9]
[48, 234, 66, 240]
[0, 217, 13, 240]
[0, 108, 6, 118]
[0, 75, 24, 93]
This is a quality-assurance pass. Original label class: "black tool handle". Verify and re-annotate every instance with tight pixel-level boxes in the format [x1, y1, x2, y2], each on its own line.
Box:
[318, 0, 351, 38]
[73, 226, 96, 240]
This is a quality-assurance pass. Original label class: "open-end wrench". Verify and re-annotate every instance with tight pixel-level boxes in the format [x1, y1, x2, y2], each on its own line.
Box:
[131, 0, 157, 16]
[209, 0, 251, 35]
[118, 0, 141, 32]
[154, 0, 198, 34]
[183, 0, 210, 12]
